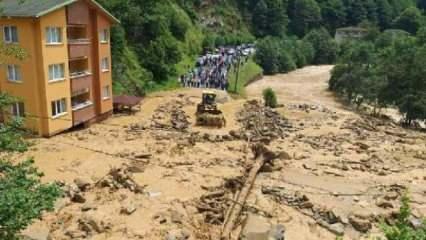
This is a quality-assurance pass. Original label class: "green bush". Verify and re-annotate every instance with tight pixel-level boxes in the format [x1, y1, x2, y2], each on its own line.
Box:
[263, 88, 278, 108]
[381, 194, 426, 240]
[0, 159, 62, 240]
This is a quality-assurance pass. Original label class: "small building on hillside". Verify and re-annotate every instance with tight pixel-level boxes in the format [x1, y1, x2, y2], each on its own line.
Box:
[335, 27, 368, 43]
[0, 0, 119, 137]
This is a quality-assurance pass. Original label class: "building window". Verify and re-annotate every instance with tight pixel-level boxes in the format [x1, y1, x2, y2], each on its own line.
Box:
[48, 64, 65, 82]
[100, 29, 109, 43]
[7, 65, 21, 82]
[102, 86, 111, 100]
[101, 57, 109, 72]
[4, 26, 18, 43]
[51, 98, 67, 117]
[11, 102, 25, 118]
[46, 27, 62, 44]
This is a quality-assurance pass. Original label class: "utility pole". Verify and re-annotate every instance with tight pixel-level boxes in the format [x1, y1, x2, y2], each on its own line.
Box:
[234, 51, 241, 93]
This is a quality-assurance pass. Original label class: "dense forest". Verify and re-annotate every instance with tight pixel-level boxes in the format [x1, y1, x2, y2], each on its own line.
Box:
[98, 0, 421, 91]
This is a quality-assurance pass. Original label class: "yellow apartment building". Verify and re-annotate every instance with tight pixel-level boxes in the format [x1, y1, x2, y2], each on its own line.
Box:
[0, 0, 119, 136]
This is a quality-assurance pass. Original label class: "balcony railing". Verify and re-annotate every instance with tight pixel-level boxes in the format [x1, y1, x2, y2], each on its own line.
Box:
[72, 100, 93, 111]
[72, 102, 95, 126]
[68, 38, 90, 45]
[70, 72, 92, 93]
[68, 42, 90, 59]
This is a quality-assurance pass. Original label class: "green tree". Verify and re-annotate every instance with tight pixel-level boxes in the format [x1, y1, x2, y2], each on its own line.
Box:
[265, 0, 288, 36]
[255, 37, 281, 74]
[344, 0, 368, 26]
[0, 159, 62, 239]
[319, 0, 347, 33]
[253, 0, 269, 37]
[392, 6, 423, 34]
[289, 0, 322, 37]
[376, 0, 394, 29]
[303, 28, 338, 64]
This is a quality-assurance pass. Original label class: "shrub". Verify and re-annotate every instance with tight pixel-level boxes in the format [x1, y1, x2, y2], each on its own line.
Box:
[381, 194, 426, 240]
[0, 159, 62, 240]
[263, 88, 278, 108]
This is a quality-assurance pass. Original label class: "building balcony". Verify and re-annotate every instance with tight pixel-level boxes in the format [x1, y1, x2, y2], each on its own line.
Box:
[68, 41, 90, 59]
[70, 71, 92, 93]
[72, 101, 95, 126]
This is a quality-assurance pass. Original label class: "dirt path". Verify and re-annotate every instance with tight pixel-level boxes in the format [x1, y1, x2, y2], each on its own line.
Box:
[20, 66, 426, 240]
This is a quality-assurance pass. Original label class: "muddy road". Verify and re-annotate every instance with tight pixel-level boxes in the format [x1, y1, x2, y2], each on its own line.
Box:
[20, 66, 426, 240]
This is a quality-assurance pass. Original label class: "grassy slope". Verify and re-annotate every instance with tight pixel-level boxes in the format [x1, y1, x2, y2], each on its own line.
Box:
[227, 58, 263, 97]
[147, 3, 204, 93]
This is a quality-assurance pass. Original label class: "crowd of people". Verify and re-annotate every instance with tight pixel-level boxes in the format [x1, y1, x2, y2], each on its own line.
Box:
[180, 44, 255, 91]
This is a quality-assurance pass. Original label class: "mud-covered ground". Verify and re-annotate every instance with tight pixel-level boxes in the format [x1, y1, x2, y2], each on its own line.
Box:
[18, 66, 426, 240]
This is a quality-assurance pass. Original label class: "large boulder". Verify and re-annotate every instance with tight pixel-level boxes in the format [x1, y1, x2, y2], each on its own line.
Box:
[240, 214, 285, 240]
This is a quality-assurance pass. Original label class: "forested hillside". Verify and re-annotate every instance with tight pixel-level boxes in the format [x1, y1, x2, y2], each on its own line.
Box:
[99, 0, 425, 96]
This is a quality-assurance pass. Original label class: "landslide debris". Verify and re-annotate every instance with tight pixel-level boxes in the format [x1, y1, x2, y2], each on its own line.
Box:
[236, 100, 293, 143]
[150, 99, 192, 131]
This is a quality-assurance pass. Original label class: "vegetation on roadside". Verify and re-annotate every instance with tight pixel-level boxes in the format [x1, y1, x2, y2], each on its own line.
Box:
[227, 58, 263, 96]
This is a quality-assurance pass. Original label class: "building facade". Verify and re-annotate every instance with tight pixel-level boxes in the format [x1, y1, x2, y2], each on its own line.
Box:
[335, 27, 368, 43]
[0, 0, 119, 136]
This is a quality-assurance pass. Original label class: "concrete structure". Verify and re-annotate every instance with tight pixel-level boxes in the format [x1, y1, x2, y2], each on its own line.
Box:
[335, 27, 368, 43]
[0, 0, 119, 136]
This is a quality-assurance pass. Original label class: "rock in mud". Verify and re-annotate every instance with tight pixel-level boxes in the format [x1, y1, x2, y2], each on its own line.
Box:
[21, 224, 51, 240]
[74, 177, 92, 192]
[165, 229, 190, 240]
[349, 215, 372, 233]
[240, 214, 285, 240]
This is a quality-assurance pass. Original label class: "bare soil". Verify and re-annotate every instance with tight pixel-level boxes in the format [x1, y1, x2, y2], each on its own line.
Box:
[20, 65, 426, 240]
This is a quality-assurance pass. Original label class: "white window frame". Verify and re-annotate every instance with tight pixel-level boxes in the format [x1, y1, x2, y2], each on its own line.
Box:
[46, 27, 62, 44]
[101, 57, 109, 72]
[102, 85, 111, 100]
[100, 28, 109, 43]
[51, 98, 67, 118]
[3, 25, 18, 43]
[48, 63, 65, 82]
[11, 102, 25, 118]
[7, 64, 22, 83]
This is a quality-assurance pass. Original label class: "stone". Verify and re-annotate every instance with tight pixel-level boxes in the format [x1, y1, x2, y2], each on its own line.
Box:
[74, 178, 92, 192]
[317, 220, 344, 236]
[384, 192, 399, 201]
[277, 151, 292, 160]
[71, 193, 86, 203]
[54, 198, 70, 213]
[165, 229, 190, 240]
[268, 224, 286, 240]
[408, 216, 423, 230]
[81, 203, 96, 212]
[240, 214, 285, 240]
[376, 199, 394, 209]
[121, 203, 137, 215]
[79, 215, 106, 234]
[21, 224, 51, 240]
[170, 210, 184, 224]
[65, 229, 87, 239]
[349, 215, 372, 233]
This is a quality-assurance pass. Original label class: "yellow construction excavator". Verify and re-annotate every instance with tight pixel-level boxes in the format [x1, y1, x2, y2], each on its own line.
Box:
[196, 91, 226, 128]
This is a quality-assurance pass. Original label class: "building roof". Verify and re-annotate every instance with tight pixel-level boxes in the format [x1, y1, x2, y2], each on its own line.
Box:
[0, 0, 119, 23]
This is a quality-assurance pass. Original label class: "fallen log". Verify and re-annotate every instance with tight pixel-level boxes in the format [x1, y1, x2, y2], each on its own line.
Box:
[220, 144, 278, 240]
